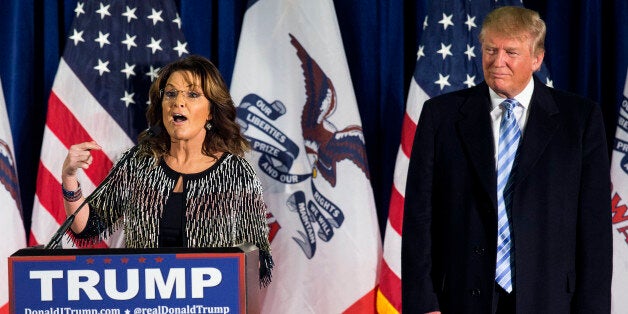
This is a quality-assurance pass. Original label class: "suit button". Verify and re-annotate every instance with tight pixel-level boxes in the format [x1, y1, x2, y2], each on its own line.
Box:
[473, 246, 485, 256]
[470, 288, 481, 297]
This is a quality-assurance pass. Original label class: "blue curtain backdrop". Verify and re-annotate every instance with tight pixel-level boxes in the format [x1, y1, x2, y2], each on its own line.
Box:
[0, 0, 624, 236]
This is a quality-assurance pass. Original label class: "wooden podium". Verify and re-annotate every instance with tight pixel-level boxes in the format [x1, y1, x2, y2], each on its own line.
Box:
[8, 243, 260, 313]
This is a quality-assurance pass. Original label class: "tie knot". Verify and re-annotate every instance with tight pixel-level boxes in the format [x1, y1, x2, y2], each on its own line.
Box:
[501, 98, 518, 111]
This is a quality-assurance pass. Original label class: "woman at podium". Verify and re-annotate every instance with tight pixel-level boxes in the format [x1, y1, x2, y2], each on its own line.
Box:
[59, 55, 273, 286]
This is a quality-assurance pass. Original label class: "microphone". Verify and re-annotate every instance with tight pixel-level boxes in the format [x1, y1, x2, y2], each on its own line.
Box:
[44, 125, 162, 249]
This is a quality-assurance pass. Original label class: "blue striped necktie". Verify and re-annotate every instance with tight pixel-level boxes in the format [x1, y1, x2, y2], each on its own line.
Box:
[495, 98, 521, 293]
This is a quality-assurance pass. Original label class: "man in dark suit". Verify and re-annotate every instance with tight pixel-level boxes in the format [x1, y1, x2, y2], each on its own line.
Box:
[401, 6, 612, 314]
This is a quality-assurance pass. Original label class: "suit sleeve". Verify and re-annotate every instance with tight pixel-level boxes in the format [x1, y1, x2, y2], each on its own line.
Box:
[573, 103, 612, 312]
[402, 101, 440, 312]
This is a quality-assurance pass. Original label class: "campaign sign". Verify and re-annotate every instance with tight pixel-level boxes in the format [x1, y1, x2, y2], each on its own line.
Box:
[9, 246, 258, 313]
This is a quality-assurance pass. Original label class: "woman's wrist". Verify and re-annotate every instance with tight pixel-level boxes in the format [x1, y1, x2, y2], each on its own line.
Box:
[62, 181, 82, 202]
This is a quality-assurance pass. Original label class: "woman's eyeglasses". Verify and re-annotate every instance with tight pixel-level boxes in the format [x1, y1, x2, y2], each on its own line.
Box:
[160, 89, 203, 101]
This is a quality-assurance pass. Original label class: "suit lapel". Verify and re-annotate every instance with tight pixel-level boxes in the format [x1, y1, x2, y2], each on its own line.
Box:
[456, 83, 498, 209]
[455, 79, 560, 209]
[511, 78, 560, 189]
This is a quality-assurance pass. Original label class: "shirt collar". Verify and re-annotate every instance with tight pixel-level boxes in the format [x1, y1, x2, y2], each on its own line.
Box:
[489, 77, 535, 111]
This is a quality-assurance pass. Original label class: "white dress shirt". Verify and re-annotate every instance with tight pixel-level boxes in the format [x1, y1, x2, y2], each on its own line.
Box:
[490, 78, 535, 169]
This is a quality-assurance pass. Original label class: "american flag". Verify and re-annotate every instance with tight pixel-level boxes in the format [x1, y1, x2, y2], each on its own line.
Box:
[29, 0, 188, 247]
[376, 1, 551, 312]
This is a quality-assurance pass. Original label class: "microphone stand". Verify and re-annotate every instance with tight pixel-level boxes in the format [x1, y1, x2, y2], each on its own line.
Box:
[44, 126, 160, 249]
[44, 198, 90, 249]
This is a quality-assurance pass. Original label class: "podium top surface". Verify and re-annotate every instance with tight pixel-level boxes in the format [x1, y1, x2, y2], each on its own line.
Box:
[11, 242, 258, 257]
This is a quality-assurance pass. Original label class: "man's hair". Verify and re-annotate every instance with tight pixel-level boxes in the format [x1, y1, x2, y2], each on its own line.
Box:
[479, 6, 546, 55]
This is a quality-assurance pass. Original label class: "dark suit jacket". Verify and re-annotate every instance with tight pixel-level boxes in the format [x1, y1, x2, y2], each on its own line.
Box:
[401, 76, 612, 313]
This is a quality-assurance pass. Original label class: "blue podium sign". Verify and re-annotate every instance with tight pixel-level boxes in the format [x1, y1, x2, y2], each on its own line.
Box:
[9, 245, 260, 313]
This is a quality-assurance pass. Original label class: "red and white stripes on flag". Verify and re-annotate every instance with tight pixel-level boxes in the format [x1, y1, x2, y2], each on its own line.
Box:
[231, 0, 381, 312]
[376, 69, 429, 313]
[29, 60, 133, 247]
[0, 77, 27, 313]
[611, 66, 628, 313]
[29, 0, 187, 247]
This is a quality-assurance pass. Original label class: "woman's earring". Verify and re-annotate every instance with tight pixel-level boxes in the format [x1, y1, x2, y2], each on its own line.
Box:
[205, 121, 212, 131]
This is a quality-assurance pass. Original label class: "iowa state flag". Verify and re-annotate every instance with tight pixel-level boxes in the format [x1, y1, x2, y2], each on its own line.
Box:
[230, 0, 382, 312]
[0, 77, 26, 313]
[609, 2, 628, 312]
[611, 67, 628, 313]
[30, 0, 187, 247]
